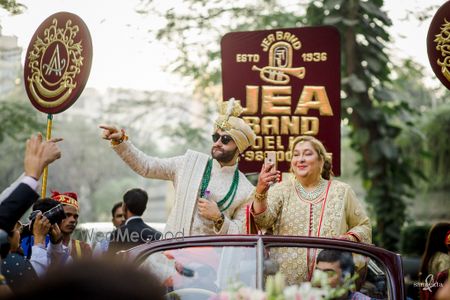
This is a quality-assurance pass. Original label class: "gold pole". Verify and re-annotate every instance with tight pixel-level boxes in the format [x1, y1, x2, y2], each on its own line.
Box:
[41, 114, 53, 198]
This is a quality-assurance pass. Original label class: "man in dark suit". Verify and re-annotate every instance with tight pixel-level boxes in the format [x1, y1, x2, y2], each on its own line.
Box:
[0, 133, 61, 234]
[0, 133, 61, 298]
[109, 188, 162, 254]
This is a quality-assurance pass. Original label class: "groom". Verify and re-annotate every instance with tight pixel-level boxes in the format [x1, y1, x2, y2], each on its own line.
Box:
[100, 100, 256, 236]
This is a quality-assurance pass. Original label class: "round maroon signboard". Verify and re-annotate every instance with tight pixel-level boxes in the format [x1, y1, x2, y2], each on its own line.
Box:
[24, 12, 93, 114]
[427, 1, 450, 90]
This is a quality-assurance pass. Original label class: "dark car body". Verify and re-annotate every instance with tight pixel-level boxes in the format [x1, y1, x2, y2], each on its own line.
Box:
[122, 235, 405, 299]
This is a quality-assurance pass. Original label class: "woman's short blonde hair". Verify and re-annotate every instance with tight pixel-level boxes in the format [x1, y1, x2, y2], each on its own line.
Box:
[289, 135, 333, 180]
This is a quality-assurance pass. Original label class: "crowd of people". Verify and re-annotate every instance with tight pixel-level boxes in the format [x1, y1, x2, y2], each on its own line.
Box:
[0, 100, 448, 299]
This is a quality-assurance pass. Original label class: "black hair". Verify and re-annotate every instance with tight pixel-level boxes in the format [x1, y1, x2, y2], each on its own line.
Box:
[22, 198, 60, 234]
[316, 249, 355, 278]
[8, 259, 165, 300]
[111, 202, 123, 218]
[123, 188, 148, 216]
[420, 222, 450, 281]
[32, 198, 60, 213]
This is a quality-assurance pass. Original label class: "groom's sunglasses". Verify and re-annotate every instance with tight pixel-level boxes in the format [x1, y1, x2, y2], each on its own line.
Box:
[212, 133, 233, 145]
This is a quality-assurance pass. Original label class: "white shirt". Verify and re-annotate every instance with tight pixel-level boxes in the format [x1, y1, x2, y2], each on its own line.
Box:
[29, 241, 70, 277]
[125, 216, 142, 225]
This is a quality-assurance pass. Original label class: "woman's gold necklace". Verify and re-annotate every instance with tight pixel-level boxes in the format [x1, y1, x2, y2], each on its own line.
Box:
[295, 178, 327, 201]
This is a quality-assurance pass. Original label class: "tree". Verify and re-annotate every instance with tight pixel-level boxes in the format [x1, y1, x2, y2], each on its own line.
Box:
[138, 0, 426, 250]
[399, 103, 450, 191]
[106, 89, 211, 155]
[0, 0, 35, 190]
[392, 58, 450, 191]
[0, 0, 25, 14]
[0, 87, 43, 142]
[0, 88, 44, 191]
[305, 0, 423, 250]
[45, 115, 162, 222]
[390, 59, 449, 111]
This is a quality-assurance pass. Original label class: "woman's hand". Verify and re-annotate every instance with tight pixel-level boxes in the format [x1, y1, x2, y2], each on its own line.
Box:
[256, 163, 281, 194]
[337, 234, 357, 242]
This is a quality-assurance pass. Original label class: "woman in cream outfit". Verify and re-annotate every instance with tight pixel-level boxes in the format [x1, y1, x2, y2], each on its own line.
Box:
[251, 136, 372, 284]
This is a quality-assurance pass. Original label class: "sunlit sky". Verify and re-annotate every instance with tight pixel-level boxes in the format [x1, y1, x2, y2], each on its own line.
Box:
[0, 0, 185, 92]
[0, 0, 445, 92]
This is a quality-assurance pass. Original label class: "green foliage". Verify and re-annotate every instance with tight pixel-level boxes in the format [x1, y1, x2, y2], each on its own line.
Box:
[161, 121, 210, 154]
[137, 0, 305, 92]
[421, 106, 450, 189]
[0, 92, 43, 144]
[106, 89, 213, 155]
[390, 59, 442, 110]
[45, 116, 158, 222]
[138, 0, 428, 250]
[0, 135, 27, 191]
[0, 0, 25, 14]
[399, 104, 450, 190]
[90, 177, 139, 221]
[393, 60, 450, 191]
[400, 224, 430, 256]
[304, 0, 423, 250]
[0, 90, 44, 191]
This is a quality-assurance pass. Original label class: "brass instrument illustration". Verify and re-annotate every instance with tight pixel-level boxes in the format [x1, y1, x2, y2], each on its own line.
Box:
[252, 65, 305, 85]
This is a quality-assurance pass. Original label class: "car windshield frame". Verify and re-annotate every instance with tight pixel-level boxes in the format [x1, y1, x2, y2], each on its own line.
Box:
[122, 235, 405, 299]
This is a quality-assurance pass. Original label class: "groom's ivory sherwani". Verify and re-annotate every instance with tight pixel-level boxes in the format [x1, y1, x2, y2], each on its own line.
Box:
[113, 141, 254, 235]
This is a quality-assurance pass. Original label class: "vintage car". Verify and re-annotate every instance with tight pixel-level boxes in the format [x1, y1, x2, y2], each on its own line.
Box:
[122, 235, 405, 299]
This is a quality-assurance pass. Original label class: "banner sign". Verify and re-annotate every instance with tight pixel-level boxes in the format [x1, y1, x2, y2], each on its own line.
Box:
[24, 12, 93, 114]
[428, 1, 450, 90]
[221, 26, 341, 174]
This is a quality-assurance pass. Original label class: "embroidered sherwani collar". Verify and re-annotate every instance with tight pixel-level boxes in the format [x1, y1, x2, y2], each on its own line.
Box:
[212, 159, 237, 173]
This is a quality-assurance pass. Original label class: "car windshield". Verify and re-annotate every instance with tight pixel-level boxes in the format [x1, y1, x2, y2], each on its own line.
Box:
[139, 242, 391, 300]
